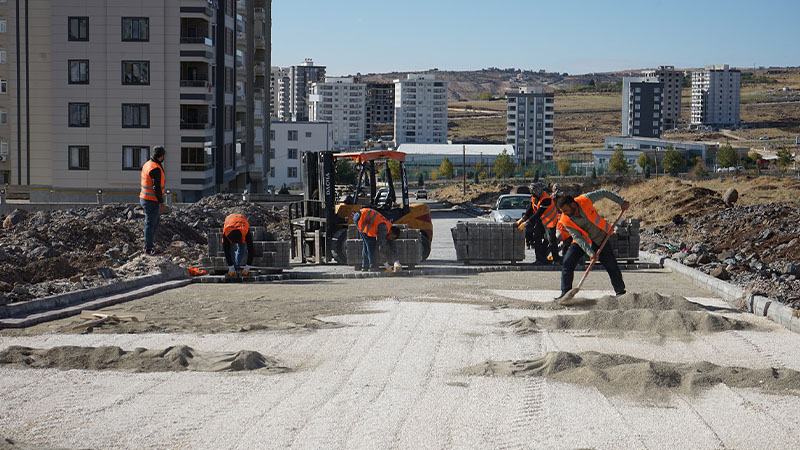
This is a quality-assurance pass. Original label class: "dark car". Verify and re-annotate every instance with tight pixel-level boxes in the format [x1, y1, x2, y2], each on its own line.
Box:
[415, 189, 428, 199]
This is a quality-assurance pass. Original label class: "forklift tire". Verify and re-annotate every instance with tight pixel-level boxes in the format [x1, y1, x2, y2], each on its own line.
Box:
[331, 228, 348, 264]
[420, 234, 431, 261]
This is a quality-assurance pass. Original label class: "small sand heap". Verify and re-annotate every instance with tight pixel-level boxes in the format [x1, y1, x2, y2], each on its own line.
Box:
[553, 292, 709, 311]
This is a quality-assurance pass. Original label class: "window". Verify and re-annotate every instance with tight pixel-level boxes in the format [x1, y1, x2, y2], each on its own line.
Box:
[68, 17, 88, 41]
[270, 130, 275, 141]
[0, 109, 6, 124]
[123, 146, 149, 170]
[121, 17, 149, 42]
[0, 20, 6, 33]
[181, 147, 210, 172]
[68, 146, 89, 170]
[305, 131, 312, 138]
[287, 167, 298, 178]
[0, 80, 7, 93]
[0, 50, 5, 64]
[269, 167, 275, 178]
[269, 148, 275, 159]
[224, 144, 233, 169]
[288, 130, 298, 141]
[288, 148, 297, 159]
[68, 60, 89, 84]
[68, 103, 89, 127]
[225, 106, 233, 131]
[225, 68, 233, 93]
[121, 61, 150, 85]
[225, 28, 234, 55]
[122, 103, 149, 128]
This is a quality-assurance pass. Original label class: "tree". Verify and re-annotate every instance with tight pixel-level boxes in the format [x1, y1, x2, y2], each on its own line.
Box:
[533, 169, 540, 182]
[335, 160, 358, 185]
[777, 147, 793, 175]
[478, 171, 487, 180]
[609, 147, 629, 174]
[558, 158, 571, 176]
[418, 172, 424, 187]
[439, 158, 454, 179]
[716, 144, 738, 169]
[662, 147, 683, 176]
[637, 152, 653, 173]
[591, 166, 597, 179]
[388, 160, 402, 181]
[474, 161, 485, 174]
[644, 166, 651, 179]
[691, 157, 709, 178]
[524, 168, 535, 178]
[493, 150, 515, 178]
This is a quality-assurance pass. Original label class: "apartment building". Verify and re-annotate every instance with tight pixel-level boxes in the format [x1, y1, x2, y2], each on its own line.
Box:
[505, 86, 555, 163]
[1, 0, 268, 202]
[691, 64, 741, 127]
[288, 58, 325, 121]
[308, 77, 366, 150]
[268, 121, 332, 189]
[642, 65, 682, 128]
[270, 66, 290, 120]
[365, 82, 394, 139]
[622, 77, 664, 139]
[393, 74, 447, 145]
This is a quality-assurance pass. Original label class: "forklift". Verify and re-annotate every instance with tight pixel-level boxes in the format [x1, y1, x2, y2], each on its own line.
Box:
[289, 150, 433, 264]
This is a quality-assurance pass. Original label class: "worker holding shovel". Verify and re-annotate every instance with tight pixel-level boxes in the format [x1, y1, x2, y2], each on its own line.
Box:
[555, 191, 630, 301]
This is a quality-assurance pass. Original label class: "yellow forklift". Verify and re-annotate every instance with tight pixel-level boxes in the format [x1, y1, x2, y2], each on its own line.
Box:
[289, 150, 432, 264]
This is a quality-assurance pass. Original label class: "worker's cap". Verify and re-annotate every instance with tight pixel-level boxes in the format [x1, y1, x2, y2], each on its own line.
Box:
[529, 182, 546, 196]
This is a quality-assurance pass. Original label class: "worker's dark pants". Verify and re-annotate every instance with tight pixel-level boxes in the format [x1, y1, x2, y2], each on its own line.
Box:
[561, 242, 625, 296]
[360, 233, 377, 269]
[140, 198, 160, 251]
[224, 243, 247, 270]
[532, 221, 560, 263]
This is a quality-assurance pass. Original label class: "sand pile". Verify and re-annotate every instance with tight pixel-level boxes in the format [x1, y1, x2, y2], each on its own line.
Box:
[503, 310, 749, 335]
[551, 292, 709, 311]
[463, 351, 800, 399]
[0, 345, 290, 374]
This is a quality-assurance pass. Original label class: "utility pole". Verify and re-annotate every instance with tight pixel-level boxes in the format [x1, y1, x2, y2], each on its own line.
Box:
[462, 144, 466, 195]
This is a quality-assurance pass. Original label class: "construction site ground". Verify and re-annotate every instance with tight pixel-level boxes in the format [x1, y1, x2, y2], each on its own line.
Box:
[2, 208, 800, 449]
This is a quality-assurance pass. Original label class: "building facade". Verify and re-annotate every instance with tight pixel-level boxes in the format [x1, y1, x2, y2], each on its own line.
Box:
[622, 77, 664, 139]
[308, 77, 366, 150]
[365, 82, 394, 139]
[642, 65, 682, 128]
[691, 64, 741, 127]
[505, 86, 555, 163]
[288, 58, 325, 122]
[268, 121, 332, 189]
[1, 0, 268, 202]
[393, 74, 447, 145]
[269, 65, 290, 120]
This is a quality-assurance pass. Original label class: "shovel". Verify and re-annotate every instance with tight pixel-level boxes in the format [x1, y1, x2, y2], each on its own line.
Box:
[557, 209, 626, 305]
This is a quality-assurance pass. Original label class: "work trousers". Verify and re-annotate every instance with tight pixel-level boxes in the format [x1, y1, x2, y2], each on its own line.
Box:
[532, 221, 560, 263]
[561, 242, 625, 296]
[225, 243, 247, 270]
[140, 198, 161, 251]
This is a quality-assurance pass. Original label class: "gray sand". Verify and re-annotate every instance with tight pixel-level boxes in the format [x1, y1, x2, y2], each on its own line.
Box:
[548, 292, 710, 311]
[0, 345, 290, 374]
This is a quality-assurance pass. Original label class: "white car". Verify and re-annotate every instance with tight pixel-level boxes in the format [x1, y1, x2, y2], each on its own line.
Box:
[489, 194, 530, 223]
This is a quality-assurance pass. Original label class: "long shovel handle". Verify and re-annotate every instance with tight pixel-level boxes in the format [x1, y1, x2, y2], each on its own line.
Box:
[574, 209, 626, 290]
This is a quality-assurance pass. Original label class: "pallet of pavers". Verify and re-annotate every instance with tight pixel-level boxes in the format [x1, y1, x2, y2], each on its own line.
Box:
[451, 221, 525, 265]
[345, 224, 422, 270]
[609, 218, 640, 263]
[201, 227, 291, 275]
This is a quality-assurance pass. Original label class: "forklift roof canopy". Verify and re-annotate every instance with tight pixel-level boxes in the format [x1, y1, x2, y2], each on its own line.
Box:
[333, 150, 406, 163]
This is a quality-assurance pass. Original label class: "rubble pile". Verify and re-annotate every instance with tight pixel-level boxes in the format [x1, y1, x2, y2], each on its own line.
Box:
[0, 194, 287, 304]
[641, 203, 800, 308]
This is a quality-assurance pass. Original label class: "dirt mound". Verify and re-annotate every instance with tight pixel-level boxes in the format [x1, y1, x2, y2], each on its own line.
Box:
[503, 310, 748, 335]
[0, 345, 290, 374]
[432, 183, 513, 206]
[547, 292, 707, 311]
[463, 351, 800, 399]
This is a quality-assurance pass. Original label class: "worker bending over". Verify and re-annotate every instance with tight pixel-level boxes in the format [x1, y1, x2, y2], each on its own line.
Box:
[222, 213, 254, 277]
[354, 207, 401, 272]
[518, 182, 560, 264]
[555, 190, 630, 298]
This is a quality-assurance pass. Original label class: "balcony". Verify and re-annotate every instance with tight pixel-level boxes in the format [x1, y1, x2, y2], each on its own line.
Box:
[181, 122, 212, 130]
[254, 34, 265, 48]
[254, 62, 265, 75]
[180, 0, 213, 17]
[254, 7, 266, 19]
[180, 79, 210, 88]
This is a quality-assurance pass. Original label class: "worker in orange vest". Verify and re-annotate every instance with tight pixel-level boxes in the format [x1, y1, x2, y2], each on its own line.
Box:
[517, 183, 560, 264]
[555, 191, 630, 298]
[222, 213, 254, 276]
[353, 207, 401, 272]
[139, 146, 166, 255]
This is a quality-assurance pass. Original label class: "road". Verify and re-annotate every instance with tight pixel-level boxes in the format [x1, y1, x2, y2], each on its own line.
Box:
[2, 212, 800, 449]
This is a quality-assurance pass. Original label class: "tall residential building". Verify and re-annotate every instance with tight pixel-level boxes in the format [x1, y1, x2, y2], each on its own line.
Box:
[289, 58, 325, 121]
[622, 77, 664, 138]
[365, 82, 395, 139]
[268, 121, 332, 189]
[505, 87, 555, 163]
[691, 64, 741, 127]
[1, 0, 268, 202]
[642, 65, 682, 128]
[270, 66, 290, 120]
[393, 74, 448, 145]
[308, 77, 366, 150]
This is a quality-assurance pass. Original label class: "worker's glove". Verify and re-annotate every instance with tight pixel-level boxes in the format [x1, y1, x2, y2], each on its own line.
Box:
[383, 262, 393, 274]
[241, 265, 251, 276]
[227, 265, 236, 277]
[517, 221, 527, 231]
[393, 261, 402, 272]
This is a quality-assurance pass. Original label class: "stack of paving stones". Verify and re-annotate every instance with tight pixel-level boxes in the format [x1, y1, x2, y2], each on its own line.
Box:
[451, 221, 525, 264]
[609, 219, 640, 262]
[345, 224, 422, 269]
[201, 227, 290, 274]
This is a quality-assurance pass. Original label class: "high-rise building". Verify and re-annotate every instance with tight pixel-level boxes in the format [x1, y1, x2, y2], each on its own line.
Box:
[308, 77, 366, 150]
[268, 121, 333, 189]
[642, 66, 682, 128]
[691, 64, 741, 127]
[393, 74, 448, 145]
[270, 66, 290, 120]
[505, 87, 555, 163]
[0, 0, 268, 201]
[289, 58, 325, 121]
[365, 83, 395, 139]
[622, 77, 664, 138]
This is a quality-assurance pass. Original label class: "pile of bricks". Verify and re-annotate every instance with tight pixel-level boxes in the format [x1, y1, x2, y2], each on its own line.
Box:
[609, 219, 640, 262]
[451, 222, 525, 264]
[201, 227, 290, 274]
[345, 224, 422, 269]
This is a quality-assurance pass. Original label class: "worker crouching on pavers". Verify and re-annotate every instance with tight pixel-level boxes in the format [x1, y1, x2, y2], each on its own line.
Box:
[222, 213, 254, 277]
[555, 190, 630, 298]
[518, 182, 560, 265]
[353, 207, 401, 272]
[139, 146, 166, 256]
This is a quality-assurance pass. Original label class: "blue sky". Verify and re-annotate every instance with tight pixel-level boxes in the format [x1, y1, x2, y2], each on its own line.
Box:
[272, 0, 799, 76]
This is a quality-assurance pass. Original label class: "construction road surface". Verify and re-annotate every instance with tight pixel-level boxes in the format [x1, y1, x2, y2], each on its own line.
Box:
[2, 213, 800, 449]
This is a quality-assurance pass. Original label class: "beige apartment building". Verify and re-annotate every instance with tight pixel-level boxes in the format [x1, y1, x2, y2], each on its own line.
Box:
[0, 0, 269, 202]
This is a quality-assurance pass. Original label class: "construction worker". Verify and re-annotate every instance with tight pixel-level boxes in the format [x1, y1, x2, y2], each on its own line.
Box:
[222, 213, 254, 277]
[139, 146, 166, 255]
[353, 207, 401, 272]
[518, 183, 560, 264]
[555, 190, 630, 297]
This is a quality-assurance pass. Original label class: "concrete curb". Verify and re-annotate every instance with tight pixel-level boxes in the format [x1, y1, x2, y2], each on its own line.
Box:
[639, 250, 800, 334]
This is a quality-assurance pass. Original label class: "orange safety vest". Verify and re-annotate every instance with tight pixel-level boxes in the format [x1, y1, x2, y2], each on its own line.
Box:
[357, 208, 392, 239]
[222, 214, 250, 243]
[557, 195, 613, 245]
[139, 159, 165, 202]
[532, 192, 558, 229]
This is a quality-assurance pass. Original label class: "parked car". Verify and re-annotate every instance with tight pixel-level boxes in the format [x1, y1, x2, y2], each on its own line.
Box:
[489, 194, 530, 223]
[415, 189, 428, 199]
[759, 136, 770, 140]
